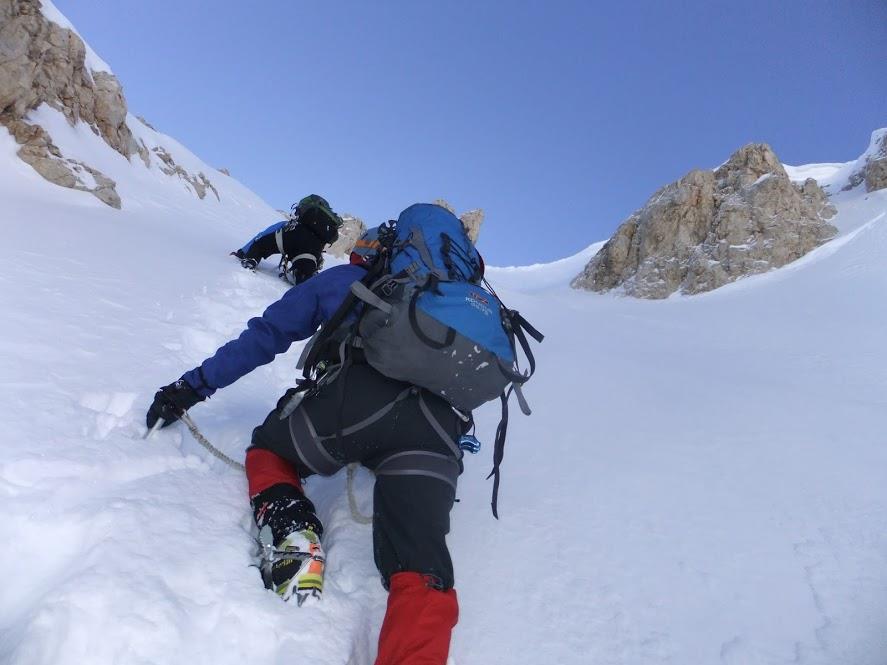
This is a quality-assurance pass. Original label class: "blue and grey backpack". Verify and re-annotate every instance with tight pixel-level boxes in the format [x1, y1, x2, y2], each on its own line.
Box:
[301, 203, 543, 516]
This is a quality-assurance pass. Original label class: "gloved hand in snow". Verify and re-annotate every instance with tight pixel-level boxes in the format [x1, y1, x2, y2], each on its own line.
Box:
[146, 379, 203, 429]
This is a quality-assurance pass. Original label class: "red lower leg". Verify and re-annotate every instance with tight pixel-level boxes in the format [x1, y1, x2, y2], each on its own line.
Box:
[375, 572, 458, 665]
[245, 448, 301, 498]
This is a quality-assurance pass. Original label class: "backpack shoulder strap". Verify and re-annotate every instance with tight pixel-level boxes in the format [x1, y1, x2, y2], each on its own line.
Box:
[300, 260, 388, 378]
[349, 281, 392, 314]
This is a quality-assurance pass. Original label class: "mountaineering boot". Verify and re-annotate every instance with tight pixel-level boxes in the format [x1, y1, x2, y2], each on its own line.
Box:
[249, 474, 325, 606]
[240, 257, 258, 270]
[257, 525, 325, 605]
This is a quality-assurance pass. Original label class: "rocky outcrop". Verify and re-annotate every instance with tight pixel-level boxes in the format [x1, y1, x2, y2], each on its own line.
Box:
[433, 199, 484, 242]
[844, 129, 887, 193]
[432, 198, 456, 214]
[327, 214, 367, 257]
[151, 146, 219, 201]
[573, 143, 837, 298]
[0, 0, 134, 205]
[0, 0, 136, 155]
[458, 208, 484, 243]
[0, 0, 223, 207]
[1, 112, 121, 207]
[135, 115, 155, 131]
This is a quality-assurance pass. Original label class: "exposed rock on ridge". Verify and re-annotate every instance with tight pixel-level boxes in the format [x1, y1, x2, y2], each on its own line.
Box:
[843, 129, 887, 193]
[0, 1, 136, 156]
[4, 116, 120, 207]
[152, 146, 219, 201]
[433, 198, 485, 242]
[0, 0, 132, 206]
[458, 208, 484, 243]
[327, 214, 367, 258]
[572, 143, 837, 298]
[0, 0, 217, 208]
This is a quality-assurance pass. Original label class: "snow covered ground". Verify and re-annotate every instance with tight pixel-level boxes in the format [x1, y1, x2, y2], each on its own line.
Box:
[473, 172, 887, 665]
[2, 9, 887, 660]
[3, 110, 886, 663]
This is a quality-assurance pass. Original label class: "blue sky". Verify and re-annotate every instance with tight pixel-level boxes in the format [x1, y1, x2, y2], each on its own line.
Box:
[56, 1, 886, 264]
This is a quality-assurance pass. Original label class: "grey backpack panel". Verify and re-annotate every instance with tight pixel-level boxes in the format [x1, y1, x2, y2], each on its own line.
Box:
[357, 286, 511, 412]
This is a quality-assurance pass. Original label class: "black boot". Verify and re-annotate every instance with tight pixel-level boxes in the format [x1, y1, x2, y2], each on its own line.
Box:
[252, 483, 323, 546]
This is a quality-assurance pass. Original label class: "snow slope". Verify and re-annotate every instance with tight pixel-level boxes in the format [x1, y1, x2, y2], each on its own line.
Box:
[3, 10, 887, 663]
[3, 106, 887, 663]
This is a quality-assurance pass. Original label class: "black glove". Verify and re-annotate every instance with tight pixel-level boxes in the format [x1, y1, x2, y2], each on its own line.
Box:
[146, 379, 203, 429]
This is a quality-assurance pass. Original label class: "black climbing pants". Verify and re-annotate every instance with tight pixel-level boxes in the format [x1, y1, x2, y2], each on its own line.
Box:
[242, 228, 320, 284]
[242, 231, 279, 261]
[250, 363, 467, 589]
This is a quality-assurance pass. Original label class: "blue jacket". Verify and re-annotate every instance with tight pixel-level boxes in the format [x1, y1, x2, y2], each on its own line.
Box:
[182, 264, 366, 398]
[237, 220, 288, 255]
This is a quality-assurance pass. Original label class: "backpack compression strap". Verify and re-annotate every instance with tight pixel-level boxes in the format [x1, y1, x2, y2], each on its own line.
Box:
[401, 226, 450, 283]
[487, 388, 512, 519]
[486, 311, 544, 518]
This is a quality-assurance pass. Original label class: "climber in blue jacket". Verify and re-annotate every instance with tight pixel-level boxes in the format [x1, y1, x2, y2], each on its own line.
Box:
[146, 222, 463, 664]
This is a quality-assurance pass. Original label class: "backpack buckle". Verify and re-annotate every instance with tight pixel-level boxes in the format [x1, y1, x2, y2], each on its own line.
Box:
[380, 279, 397, 297]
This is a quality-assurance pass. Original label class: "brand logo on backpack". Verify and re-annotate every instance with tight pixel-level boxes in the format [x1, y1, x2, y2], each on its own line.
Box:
[465, 291, 492, 315]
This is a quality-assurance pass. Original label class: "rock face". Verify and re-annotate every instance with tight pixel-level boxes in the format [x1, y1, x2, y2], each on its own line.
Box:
[3, 113, 121, 207]
[432, 198, 484, 242]
[458, 208, 484, 243]
[0, 0, 133, 206]
[152, 146, 219, 201]
[844, 129, 887, 193]
[326, 214, 367, 258]
[573, 143, 837, 298]
[0, 0, 217, 208]
[0, 1, 136, 156]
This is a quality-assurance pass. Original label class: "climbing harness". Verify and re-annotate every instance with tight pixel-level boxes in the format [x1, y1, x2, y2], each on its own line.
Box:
[145, 412, 373, 525]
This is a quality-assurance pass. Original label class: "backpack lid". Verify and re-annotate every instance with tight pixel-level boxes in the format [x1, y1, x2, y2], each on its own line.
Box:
[297, 194, 331, 211]
[392, 203, 481, 283]
[291, 195, 343, 228]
